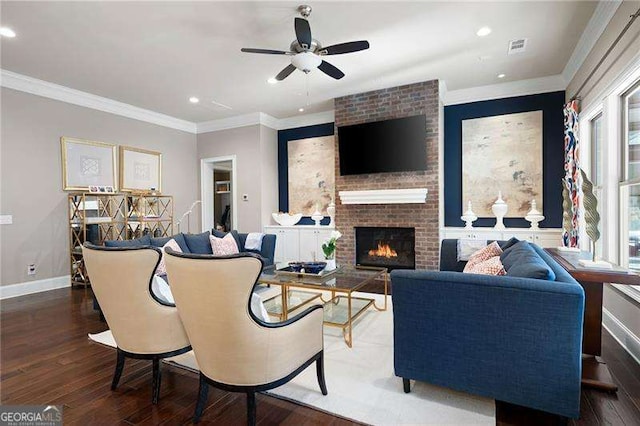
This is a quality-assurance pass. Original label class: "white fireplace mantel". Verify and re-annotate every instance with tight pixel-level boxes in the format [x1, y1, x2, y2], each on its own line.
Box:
[338, 188, 428, 205]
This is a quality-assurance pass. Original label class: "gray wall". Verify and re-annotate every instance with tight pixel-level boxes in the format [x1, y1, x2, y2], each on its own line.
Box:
[197, 124, 278, 233]
[0, 88, 198, 286]
[566, 1, 640, 354]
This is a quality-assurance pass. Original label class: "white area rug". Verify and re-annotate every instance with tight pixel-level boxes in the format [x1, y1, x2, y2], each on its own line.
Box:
[89, 292, 494, 425]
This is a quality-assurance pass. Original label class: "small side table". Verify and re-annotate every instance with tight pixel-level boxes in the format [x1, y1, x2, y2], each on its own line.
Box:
[545, 248, 640, 392]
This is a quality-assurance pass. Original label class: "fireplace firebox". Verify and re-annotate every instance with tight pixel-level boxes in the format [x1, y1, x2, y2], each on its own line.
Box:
[355, 227, 415, 270]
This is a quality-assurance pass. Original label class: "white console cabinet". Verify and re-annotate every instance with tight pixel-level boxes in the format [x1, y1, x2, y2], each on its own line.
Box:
[440, 227, 563, 248]
[264, 225, 333, 263]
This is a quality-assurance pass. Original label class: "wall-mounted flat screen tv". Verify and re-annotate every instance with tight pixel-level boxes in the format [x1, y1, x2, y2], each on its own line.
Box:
[338, 114, 427, 175]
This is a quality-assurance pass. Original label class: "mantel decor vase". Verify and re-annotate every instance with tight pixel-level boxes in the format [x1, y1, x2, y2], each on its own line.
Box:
[327, 201, 336, 228]
[311, 203, 324, 226]
[492, 191, 508, 231]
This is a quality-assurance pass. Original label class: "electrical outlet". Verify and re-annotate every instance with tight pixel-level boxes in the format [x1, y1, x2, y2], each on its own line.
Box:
[27, 263, 36, 276]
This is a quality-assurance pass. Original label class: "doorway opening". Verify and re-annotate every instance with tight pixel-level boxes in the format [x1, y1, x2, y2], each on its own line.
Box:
[201, 156, 237, 233]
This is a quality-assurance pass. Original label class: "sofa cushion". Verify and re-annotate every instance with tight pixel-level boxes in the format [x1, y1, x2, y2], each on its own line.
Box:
[501, 241, 556, 281]
[155, 238, 183, 276]
[212, 229, 243, 251]
[463, 241, 503, 272]
[182, 231, 213, 254]
[464, 255, 506, 276]
[499, 237, 520, 252]
[151, 233, 190, 253]
[209, 233, 240, 256]
[104, 234, 151, 247]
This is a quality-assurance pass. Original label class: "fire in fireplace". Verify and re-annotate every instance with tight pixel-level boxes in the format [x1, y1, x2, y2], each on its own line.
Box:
[355, 227, 415, 270]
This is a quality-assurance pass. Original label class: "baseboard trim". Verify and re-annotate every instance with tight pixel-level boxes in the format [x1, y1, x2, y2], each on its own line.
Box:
[602, 307, 640, 366]
[0, 275, 71, 300]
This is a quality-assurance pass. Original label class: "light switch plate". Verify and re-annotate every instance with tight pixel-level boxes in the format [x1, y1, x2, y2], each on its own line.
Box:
[0, 215, 12, 225]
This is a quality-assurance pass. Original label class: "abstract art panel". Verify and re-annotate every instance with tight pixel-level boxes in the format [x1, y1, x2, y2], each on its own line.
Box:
[61, 137, 117, 191]
[287, 135, 335, 215]
[119, 146, 162, 192]
[462, 111, 543, 217]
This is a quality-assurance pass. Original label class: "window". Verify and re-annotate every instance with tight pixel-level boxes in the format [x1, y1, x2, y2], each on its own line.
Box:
[621, 79, 640, 273]
[590, 113, 604, 257]
[591, 113, 603, 187]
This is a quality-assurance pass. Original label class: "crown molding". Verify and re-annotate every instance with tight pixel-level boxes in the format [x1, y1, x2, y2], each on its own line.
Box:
[274, 110, 335, 130]
[562, 0, 622, 86]
[443, 74, 566, 106]
[196, 110, 335, 133]
[1, 69, 197, 133]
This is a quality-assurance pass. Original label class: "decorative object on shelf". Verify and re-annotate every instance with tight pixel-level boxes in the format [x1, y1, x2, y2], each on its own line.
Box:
[61, 137, 118, 191]
[491, 192, 508, 230]
[462, 111, 543, 217]
[311, 203, 324, 226]
[272, 212, 302, 226]
[524, 199, 545, 229]
[119, 146, 162, 193]
[176, 200, 201, 234]
[321, 230, 342, 270]
[327, 198, 336, 227]
[89, 185, 116, 194]
[577, 169, 611, 268]
[460, 201, 478, 229]
[215, 180, 231, 193]
[558, 178, 580, 251]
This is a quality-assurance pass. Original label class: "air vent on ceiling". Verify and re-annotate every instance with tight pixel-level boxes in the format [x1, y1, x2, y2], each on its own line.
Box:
[508, 38, 528, 55]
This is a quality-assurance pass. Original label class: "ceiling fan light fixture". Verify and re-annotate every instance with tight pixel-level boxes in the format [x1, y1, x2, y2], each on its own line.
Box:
[291, 51, 322, 73]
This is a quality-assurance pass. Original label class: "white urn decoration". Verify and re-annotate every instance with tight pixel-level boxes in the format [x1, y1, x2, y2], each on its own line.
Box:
[326, 199, 336, 228]
[311, 203, 324, 226]
[525, 199, 545, 229]
[460, 201, 478, 229]
[492, 191, 508, 230]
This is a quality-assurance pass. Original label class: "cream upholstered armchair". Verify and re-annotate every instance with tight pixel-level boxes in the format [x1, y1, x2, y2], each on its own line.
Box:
[164, 249, 327, 425]
[82, 243, 191, 404]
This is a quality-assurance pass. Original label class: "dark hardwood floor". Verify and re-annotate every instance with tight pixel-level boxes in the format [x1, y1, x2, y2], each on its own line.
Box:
[1, 286, 640, 425]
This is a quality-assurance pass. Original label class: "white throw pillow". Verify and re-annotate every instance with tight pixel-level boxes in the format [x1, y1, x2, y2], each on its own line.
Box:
[155, 238, 183, 275]
[151, 274, 175, 304]
[457, 239, 487, 262]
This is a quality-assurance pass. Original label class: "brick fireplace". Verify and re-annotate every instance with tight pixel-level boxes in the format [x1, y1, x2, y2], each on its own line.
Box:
[334, 80, 440, 270]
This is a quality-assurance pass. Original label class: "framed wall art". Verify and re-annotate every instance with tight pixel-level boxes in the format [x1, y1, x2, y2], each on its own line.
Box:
[461, 110, 543, 217]
[119, 146, 162, 193]
[61, 137, 118, 191]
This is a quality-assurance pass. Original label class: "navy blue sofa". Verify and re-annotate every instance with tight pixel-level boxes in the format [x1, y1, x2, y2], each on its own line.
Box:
[391, 239, 585, 419]
[104, 230, 276, 266]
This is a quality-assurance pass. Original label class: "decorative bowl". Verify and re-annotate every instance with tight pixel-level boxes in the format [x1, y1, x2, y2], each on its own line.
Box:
[302, 261, 327, 274]
[288, 262, 305, 272]
[272, 212, 302, 226]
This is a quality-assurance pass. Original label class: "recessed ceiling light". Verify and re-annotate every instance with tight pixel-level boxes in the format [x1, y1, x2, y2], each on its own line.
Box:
[476, 26, 492, 37]
[0, 27, 16, 38]
[189, 97, 199, 104]
[497, 73, 506, 79]
[298, 108, 305, 112]
[267, 77, 278, 84]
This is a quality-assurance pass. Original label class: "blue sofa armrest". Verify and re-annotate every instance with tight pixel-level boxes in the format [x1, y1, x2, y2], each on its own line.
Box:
[237, 232, 276, 266]
[391, 269, 584, 418]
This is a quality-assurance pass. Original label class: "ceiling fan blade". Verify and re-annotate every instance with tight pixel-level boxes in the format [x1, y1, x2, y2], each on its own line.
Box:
[318, 60, 345, 80]
[294, 17, 312, 49]
[320, 40, 370, 55]
[241, 48, 292, 55]
[275, 64, 297, 81]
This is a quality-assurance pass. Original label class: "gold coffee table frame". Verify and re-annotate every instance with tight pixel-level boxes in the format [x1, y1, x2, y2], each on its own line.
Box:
[259, 265, 388, 347]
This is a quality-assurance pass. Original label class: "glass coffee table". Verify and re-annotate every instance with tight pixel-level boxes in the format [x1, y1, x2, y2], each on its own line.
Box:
[258, 265, 388, 348]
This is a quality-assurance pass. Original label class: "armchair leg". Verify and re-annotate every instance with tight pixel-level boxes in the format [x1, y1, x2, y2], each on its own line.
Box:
[111, 349, 125, 390]
[316, 353, 328, 395]
[246, 391, 256, 426]
[151, 358, 162, 404]
[403, 378, 411, 393]
[193, 373, 209, 424]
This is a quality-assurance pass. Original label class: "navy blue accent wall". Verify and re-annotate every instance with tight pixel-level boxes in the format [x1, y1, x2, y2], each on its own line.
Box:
[444, 91, 565, 228]
[278, 123, 334, 226]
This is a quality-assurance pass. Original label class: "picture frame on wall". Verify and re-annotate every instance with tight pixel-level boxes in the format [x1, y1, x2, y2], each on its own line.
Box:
[61, 137, 118, 191]
[119, 146, 162, 193]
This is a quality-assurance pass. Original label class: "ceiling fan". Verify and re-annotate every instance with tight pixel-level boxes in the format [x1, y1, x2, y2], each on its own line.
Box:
[241, 5, 369, 81]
